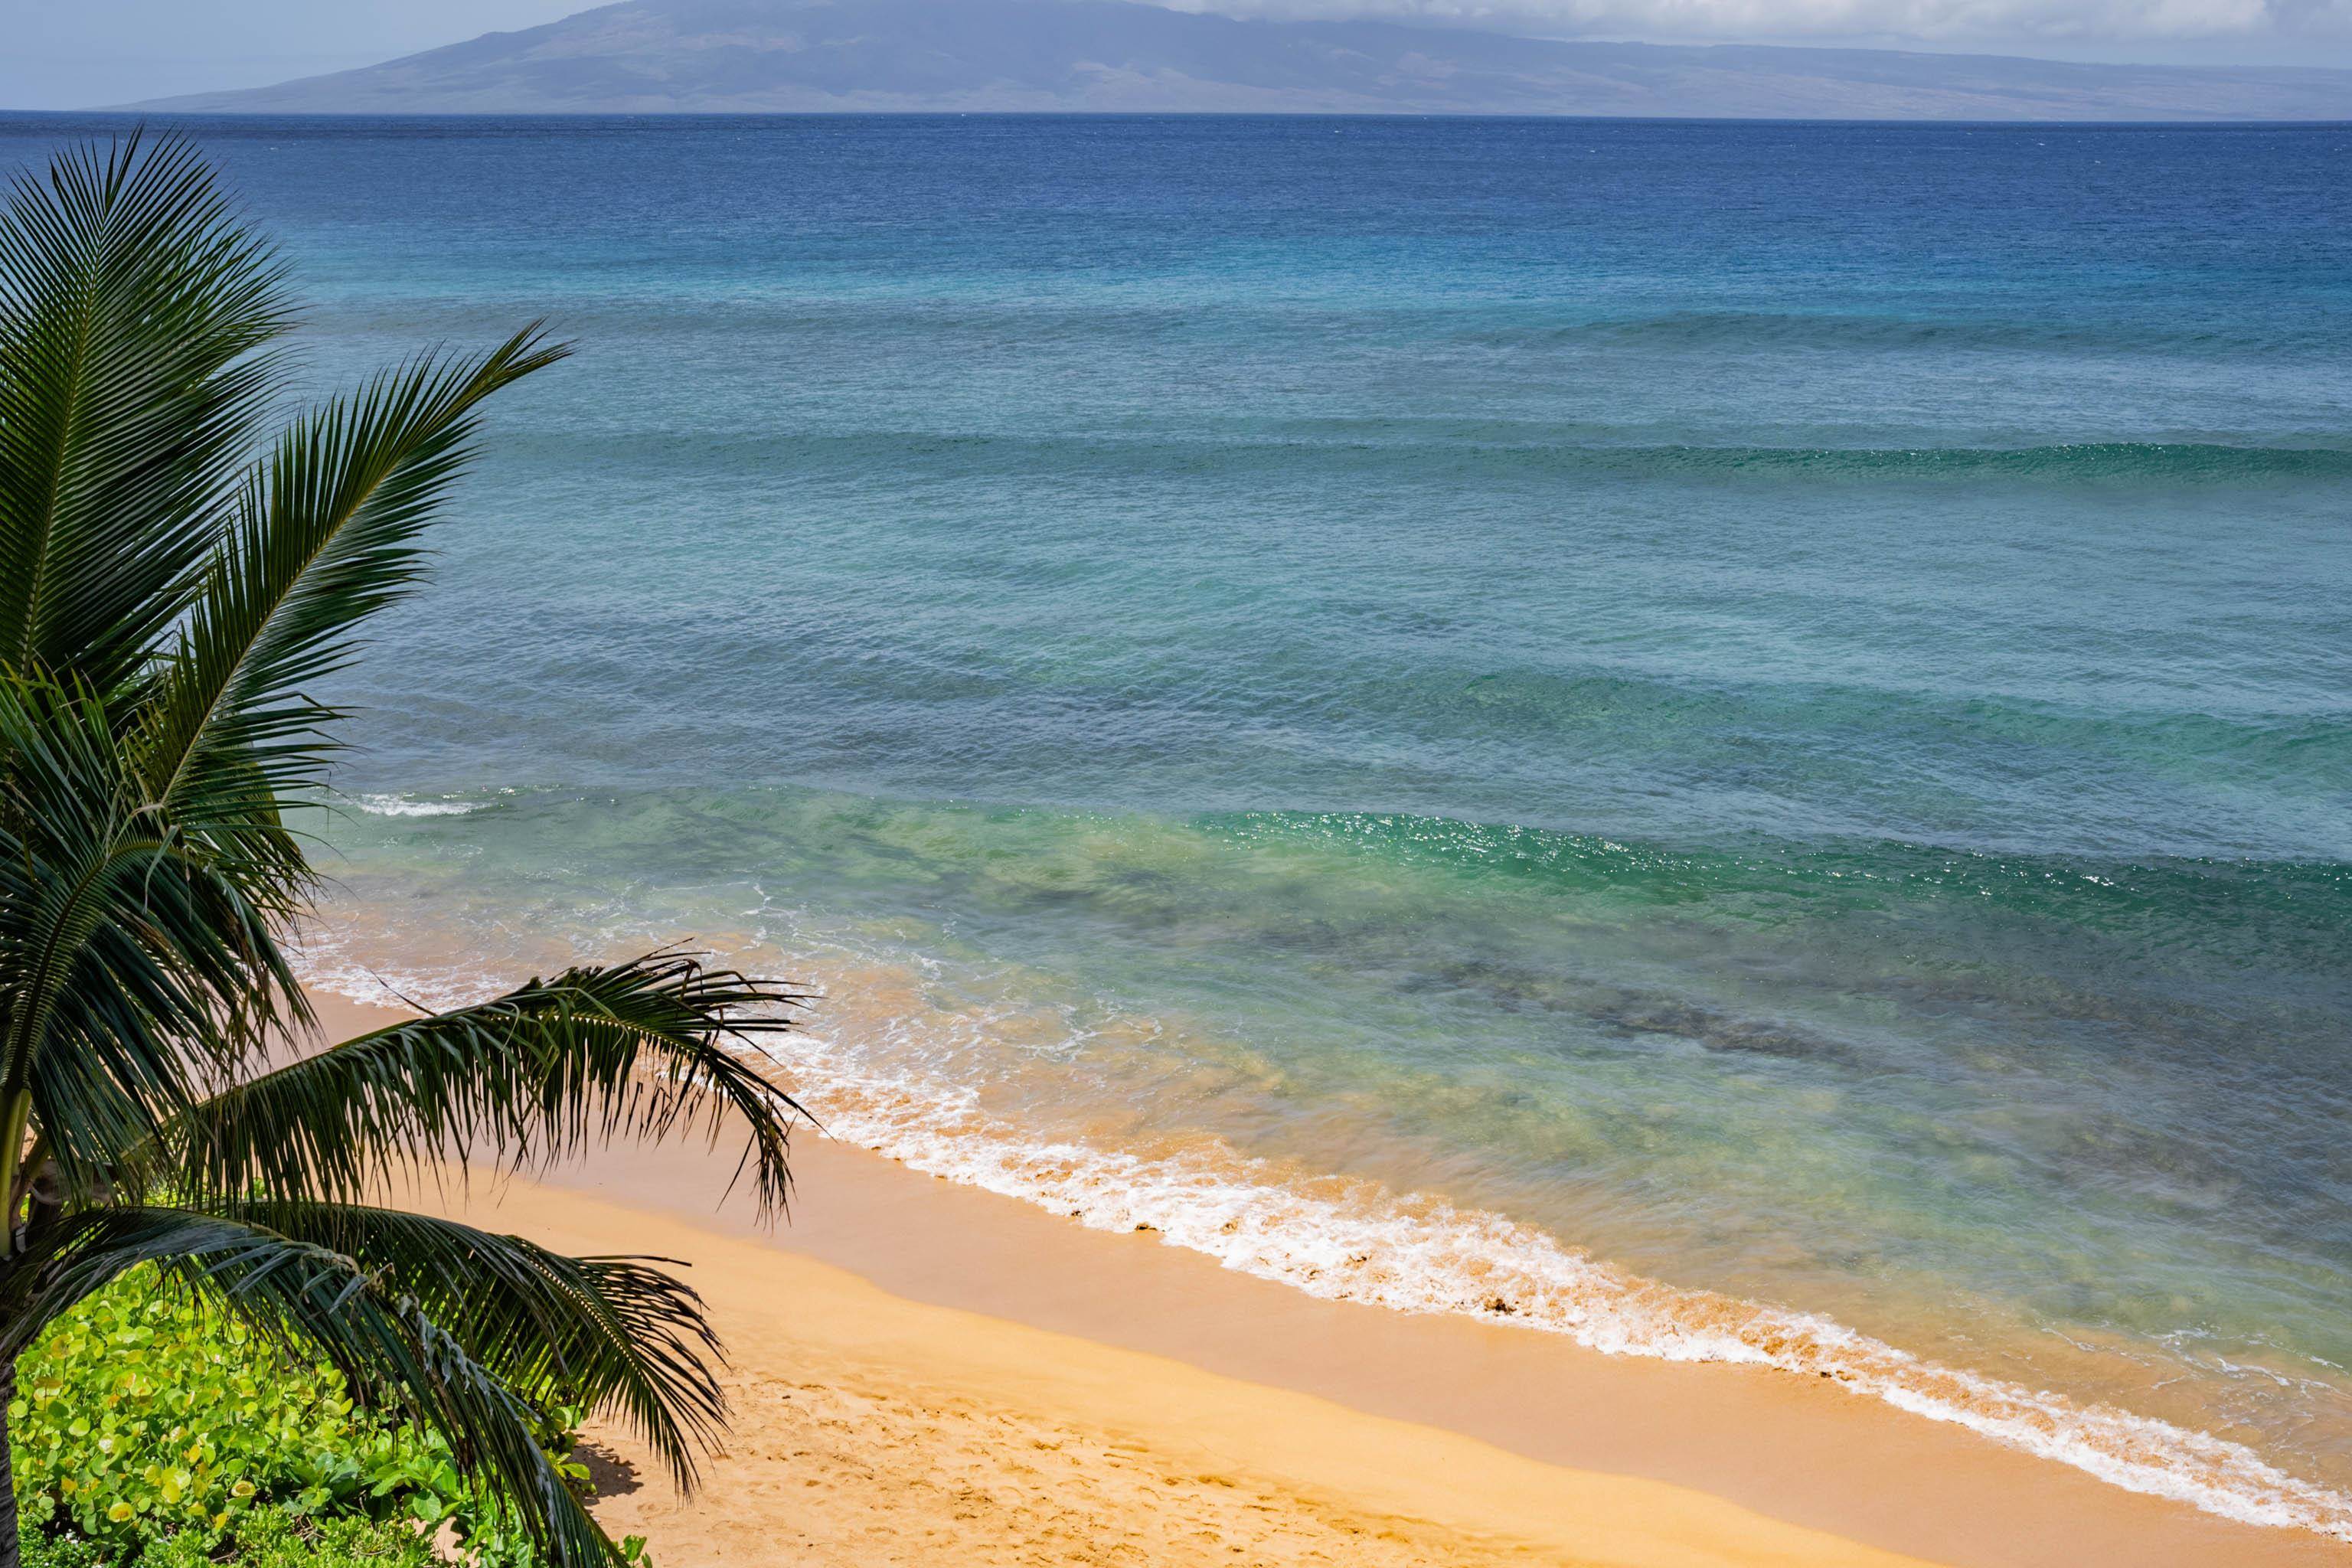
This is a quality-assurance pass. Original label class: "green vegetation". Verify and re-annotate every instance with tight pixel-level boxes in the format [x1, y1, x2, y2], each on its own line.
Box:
[9, 1271, 631, 1565]
[0, 132, 805, 1568]
[14, 1272, 361, 1546]
[27, 1511, 436, 1568]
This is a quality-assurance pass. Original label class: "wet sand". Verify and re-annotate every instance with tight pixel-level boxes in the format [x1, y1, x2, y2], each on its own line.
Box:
[308, 991, 2341, 1566]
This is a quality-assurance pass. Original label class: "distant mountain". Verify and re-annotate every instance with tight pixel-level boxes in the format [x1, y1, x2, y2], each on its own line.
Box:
[126, 0, 2352, 120]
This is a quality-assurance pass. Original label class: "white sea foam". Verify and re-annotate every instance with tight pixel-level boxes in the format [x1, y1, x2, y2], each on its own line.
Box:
[350, 792, 488, 818]
[297, 952, 2352, 1544]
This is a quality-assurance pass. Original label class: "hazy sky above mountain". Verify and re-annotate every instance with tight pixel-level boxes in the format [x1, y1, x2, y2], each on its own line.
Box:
[3, 0, 2347, 109]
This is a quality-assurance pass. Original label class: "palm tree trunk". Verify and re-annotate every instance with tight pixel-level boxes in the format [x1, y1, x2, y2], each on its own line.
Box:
[0, 1352, 19, 1568]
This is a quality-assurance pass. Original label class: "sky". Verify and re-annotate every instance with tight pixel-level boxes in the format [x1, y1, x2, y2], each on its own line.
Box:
[2, 0, 2347, 109]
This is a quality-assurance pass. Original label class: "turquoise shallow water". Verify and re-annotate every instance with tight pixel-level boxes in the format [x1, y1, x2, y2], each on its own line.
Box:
[6, 111, 2347, 1530]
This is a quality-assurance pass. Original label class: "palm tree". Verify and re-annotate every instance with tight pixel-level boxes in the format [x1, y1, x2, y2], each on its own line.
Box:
[0, 132, 807, 1567]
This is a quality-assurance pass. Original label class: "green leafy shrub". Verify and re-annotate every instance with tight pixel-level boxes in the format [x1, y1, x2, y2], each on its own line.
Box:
[8, 1271, 635, 1566]
[11, 1271, 368, 1544]
[23, 1511, 437, 1568]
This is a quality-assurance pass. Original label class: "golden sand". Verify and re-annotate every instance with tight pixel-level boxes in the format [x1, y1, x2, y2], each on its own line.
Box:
[456, 1174, 1934, 1568]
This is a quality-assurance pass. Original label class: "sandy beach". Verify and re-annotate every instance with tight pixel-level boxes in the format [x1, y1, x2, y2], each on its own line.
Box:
[482, 1165, 1918, 1568]
[308, 993, 2341, 1568]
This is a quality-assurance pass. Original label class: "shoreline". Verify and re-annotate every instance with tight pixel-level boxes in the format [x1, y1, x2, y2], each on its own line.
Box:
[454, 1159, 1942, 1568]
[310, 990, 2343, 1566]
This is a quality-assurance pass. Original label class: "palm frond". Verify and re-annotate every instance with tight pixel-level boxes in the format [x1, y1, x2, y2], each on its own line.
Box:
[215, 1200, 726, 1491]
[138, 325, 568, 877]
[162, 952, 808, 1218]
[0, 1206, 621, 1568]
[0, 672, 294, 1197]
[0, 129, 292, 694]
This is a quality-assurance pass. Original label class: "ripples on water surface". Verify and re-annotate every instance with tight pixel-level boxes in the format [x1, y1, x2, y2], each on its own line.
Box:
[5, 111, 2346, 1534]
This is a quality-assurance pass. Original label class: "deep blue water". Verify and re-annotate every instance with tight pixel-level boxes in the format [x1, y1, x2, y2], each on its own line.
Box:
[5, 113, 2348, 1528]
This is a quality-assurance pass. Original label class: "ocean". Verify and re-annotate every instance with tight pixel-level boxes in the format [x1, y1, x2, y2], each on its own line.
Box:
[7, 111, 2347, 1537]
